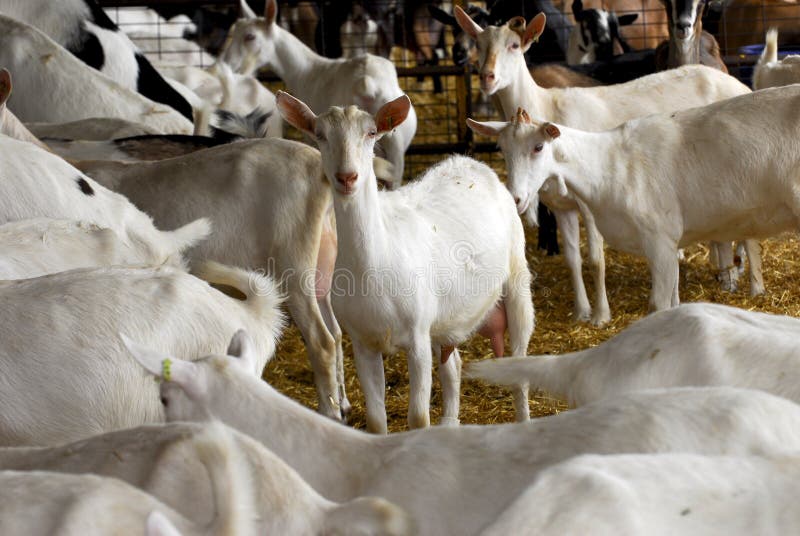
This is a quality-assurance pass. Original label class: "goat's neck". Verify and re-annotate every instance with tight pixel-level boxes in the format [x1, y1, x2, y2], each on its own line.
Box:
[1, 113, 51, 152]
[495, 59, 554, 120]
[667, 23, 702, 67]
[332, 174, 388, 271]
[231, 375, 380, 501]
[270, 25, 332, 90]
[545, 128, 621, 204]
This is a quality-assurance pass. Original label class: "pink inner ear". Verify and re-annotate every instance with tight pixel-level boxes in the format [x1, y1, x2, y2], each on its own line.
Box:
[265, 0, 277, 24]
[545, 124, 561, 139]
[525, 13, 547, 45]
[376, 96, 410, 133]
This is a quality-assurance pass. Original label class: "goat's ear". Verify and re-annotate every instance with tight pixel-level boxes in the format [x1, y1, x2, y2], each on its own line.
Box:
[508, 16, 527, 38]
[455, 5, 484, 40]
[375, 95, 411, 134]
[618, 13, 638, 25]
[0, 69, 11, 107]
[227, 329, 260, 376]
[265, 0, 278, 25]
[275, 91, 317, 137]
[429, 5, 457, 27]
[572, 0, 584, 20]
[466, 118, 507, 137]
[239, 0, 257, 19]
[146, 511, 182, 536]
[544, 122, 561, 139]
[120, 333, 197, 386]
[522, 13, 547, 51]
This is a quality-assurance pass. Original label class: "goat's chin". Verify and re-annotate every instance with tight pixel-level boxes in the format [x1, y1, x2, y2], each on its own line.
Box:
[480, 81, 500, 96]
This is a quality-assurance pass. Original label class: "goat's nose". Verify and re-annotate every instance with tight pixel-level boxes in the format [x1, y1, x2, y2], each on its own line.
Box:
[675, 21, 691, 37]
[335, 172, 358, 188]
[481, 71, 495, 82]
[514, 196, 521, 205]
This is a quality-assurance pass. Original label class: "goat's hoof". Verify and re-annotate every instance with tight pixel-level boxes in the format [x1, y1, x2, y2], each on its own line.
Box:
[339, 397, 353, 423]
[750, 285, 766, 298]
[572, 308, 592, 323]
[590, 311, 611, 327]
[717, 267, 739, 293]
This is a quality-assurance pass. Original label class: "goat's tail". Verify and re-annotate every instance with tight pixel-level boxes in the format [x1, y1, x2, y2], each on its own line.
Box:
[763, 28, 779, 65]
[194, 260, 285, 336]
[197, 421, 256, 536]
[464, 351, 584, 406]
[168, 218, 212, 256]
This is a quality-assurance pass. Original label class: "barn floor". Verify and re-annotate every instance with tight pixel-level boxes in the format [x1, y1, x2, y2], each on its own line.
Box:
[265, 232, 800, 432]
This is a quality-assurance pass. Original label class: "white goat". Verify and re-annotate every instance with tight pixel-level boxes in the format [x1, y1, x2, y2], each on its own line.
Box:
[0, 264, 283, 446]
[26, 117, 159, 140]
[127, 334, 800, 536]
[753, 28, 800, 90]
[468, 302, 800, 405]
[277, 92, 534, 430]
[481, 452, 800, 535]
[0, 218, 196, 278]
[0, 421, 254, 536]
[469, 84, 800, 310]
[456, 7, 753, 324]
[76, 137, 351, 421]
[0, 0, 194, 121]
[0, 16, 192, 133]
[0, 135, 210, 268]
[0, 419, 413, 535]
[220, 0, 416, 188]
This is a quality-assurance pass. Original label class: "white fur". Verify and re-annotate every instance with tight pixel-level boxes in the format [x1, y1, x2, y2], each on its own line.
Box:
[219, 0, 416, 187]
[459, 9, 753, 324]
[76, 138, 349, 421]
[481, 85, 800, 310]
[0, 421, 255, 536]
[26, 117, 159, 140]
[481, 452, 800, 535]
[0, 16, 192, 133]
[468, 302, 800, 405]
[280, 97, 534, 431]
[0, 218, 197, 278]
[0, 420, 411, 535]
[130, 33, 215, 67]
[131, 341, 800, 536]
[753, 28, 800, 90]
[0, 264, 283, 446]
[0, 135, 209, 269]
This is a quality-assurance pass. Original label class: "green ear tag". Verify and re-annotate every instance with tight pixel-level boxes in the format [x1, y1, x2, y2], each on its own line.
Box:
[162, 358, 172, 382]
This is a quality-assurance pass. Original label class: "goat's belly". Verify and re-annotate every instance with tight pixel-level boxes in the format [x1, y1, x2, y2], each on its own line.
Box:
[681, 205, 796, 245]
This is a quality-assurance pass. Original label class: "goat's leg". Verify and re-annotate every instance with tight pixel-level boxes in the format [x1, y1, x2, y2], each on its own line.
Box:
[407, 333, 433, 429]
[578, 201, 610, 326]
[713, 241, 739, 292]
[745, 239, 765, 296]
[318, 293, 351, 420]
[288, 293, 342, 421]
[553, 209, 591, 322]
[352, 339, 387, 434]
[436, 346, 461, 426]
[646, 239, 680, 311]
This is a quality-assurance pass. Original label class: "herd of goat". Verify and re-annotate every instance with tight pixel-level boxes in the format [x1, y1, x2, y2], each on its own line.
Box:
[4, 0, 800, 533]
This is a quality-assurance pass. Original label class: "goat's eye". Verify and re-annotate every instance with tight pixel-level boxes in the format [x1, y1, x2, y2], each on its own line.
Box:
[315, 132, 326, 142]
[244, 33, 256, 42]
[511, 42, 520, 49]
[534, 143, 544, 153]
[160, 397, 168, 407]
[367, 129, 377, 138]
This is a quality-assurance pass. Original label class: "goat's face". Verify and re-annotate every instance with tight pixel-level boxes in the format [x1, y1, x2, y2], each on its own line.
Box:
[220, 18, 273, 75]
[455, 7, 545, 95]
[576, 9, 615, 62]
[468, 111, 561, 223]
[663, 0, 704, 41]
[276, 91, 411, 198]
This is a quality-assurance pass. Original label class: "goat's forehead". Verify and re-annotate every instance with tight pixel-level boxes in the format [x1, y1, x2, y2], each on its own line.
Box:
[318, 106, 374, 132]
[231, 18, 265, 35]
[479, 25, 517, 46]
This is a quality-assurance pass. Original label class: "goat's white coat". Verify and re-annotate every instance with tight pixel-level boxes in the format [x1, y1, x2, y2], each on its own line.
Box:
[0, 264, 282, 446]
[77, 137, 349, 420]
[0, 135, 209, 269]
[0, 421, 255, 536]
[482, 85, 800, 309]
[0, 15, 192, 133]
[0, 421, 412, 535]
[130, 343, 800, 536]
[468, 302, 800, 405]
[481, 452, 800, 535]
[0, 218, 193, 278]
[753, 28, 800, 89]
[220, 0, 416, 186]
[459, 10, 752, 323]
[279, 96, 534, 431]
[26, 117, 159, 140]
